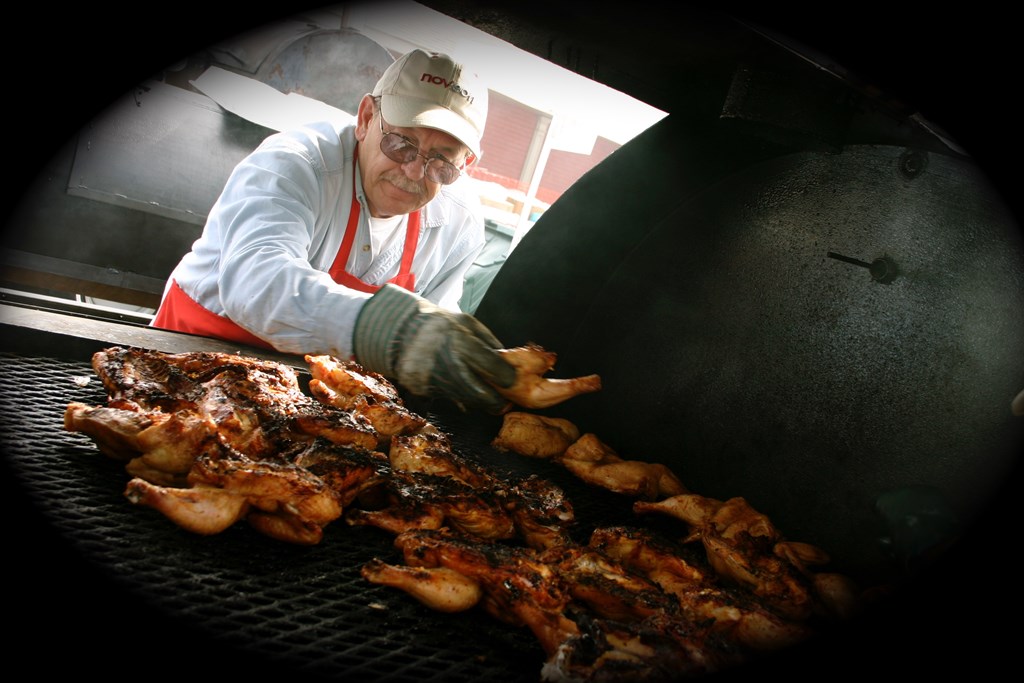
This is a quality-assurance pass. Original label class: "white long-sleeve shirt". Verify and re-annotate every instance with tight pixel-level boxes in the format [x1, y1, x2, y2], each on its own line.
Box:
[158, 118, 486, 358]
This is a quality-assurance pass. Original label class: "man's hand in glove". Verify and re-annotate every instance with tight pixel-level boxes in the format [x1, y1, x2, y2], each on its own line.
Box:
[353, 284, 517, 412]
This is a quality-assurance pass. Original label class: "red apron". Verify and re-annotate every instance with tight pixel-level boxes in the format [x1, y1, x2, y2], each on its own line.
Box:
[152, 161, 421, 348]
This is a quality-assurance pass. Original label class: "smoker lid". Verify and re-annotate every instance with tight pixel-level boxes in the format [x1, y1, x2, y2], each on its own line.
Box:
[475, 133, 1024, 586]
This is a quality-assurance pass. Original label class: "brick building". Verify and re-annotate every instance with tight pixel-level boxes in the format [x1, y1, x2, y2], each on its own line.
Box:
[468, 91, 621, 207]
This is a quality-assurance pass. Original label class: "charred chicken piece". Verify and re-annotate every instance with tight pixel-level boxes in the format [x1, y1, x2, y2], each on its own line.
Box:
[346, 470, 517, 541]
[288, 404, 379, 451]
[388, 430, 496, 487]
[558, 433, 688, 500]
[305, 353, 429, 441]
[93, 346, 306, 412]
[634, 495, 824, 621]
[491, 343, 601, 410]
[186, 449, 344, 545]
[505, 475, 576, 551]
[81, 347, 379, 459]
[64, 402, 222, 487]
[544, 610, 733, 683]
[377, 530, 734, 682]
[539, 543, 682, 623]
[305, 353, 403, 404]
[309, 379, 428, 441]
[288, 438, 392, 508]
[186, 363, 378, 454]
[588, 525, 713, 588]
[385, 528, 580, 655]
[589, 526, 814, 652]
[121, 435, 392, 545]
[491, 411, 581, 458]
[91, 346, 203, 411]
[125, 452, 339, 546]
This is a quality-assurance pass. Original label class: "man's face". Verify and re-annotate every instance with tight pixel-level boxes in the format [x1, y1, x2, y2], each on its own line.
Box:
[354, 96, 468, 218]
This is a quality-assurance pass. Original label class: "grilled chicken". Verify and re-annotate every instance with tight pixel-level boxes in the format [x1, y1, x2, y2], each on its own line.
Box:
[505, 475, 576, 550]
[185, 362, 377, 454]
[123, 438, 393, 545]
[93, 346, 305, 411]
[189, 449, 343, 545]
[492, 343, 602, 410]
[286, 407, 378, 450]
[385, 528, 580, 653]
[559, 433, 688, 500]
[317, 387, 428, 441]
[64, 403, 222, 486]
[588, 526, 712, 586]
[361, 558, 484, 612]
[492, 415, 687, 501]
[306, 353, 429, 441]
[544, 611, 730, 683]
[346, 469, 517, 540]
[388, 430, 495, 487]
[125, 479, 250, 535]
[68, 346, 861, 681]
[81, 347, 379, 458]
[67, 348, 392, 543]
[491, 411, 581, 458]
[589, 526, 814, 652]
[290, 439, 392, 508]
[64, 402, 170, 461]
[634, 495, 830, 621]
[305, 353, 403, 404]
[373, 529, 734, 681]
[540, 543, 682, 623]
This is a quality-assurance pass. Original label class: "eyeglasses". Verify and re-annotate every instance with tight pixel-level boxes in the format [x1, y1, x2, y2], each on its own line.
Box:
[378, 115, 464, 185]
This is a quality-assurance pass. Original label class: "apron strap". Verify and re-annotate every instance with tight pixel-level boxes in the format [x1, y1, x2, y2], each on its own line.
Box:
[328, 153, 420, 293]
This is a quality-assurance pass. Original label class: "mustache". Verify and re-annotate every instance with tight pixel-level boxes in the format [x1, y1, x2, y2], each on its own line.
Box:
[383, 171, 426, 195]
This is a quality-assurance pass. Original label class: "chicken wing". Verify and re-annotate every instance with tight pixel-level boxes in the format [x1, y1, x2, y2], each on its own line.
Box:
[559, 433, 688, 500]
[492, 343, 601, 410]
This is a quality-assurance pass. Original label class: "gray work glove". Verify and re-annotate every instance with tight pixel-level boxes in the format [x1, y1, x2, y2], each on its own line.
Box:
[353, 284, 517, 413]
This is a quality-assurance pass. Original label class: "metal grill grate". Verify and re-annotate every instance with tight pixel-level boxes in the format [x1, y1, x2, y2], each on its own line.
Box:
[0, 349, 649, 681]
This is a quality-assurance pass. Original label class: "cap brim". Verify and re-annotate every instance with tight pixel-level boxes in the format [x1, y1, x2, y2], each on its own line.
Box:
[381, 96, 481, 160]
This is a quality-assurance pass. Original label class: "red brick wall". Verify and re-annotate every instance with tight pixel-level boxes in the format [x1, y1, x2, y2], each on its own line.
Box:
[471, 91, 538, 193]
[468, 90, 621, 206]
[536, 136, 620, 205]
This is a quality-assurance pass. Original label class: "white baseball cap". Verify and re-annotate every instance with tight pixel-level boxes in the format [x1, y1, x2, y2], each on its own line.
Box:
[372, 49, 488, 160]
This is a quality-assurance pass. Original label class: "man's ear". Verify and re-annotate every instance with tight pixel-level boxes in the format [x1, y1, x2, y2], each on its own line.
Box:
[354, 94, 375, 141]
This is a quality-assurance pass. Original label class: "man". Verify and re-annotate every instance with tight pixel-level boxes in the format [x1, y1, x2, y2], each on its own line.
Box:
[152, 48, 516, 412]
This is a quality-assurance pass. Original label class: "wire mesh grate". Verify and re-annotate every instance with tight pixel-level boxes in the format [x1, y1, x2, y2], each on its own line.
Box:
[0, 349, 646, 682]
